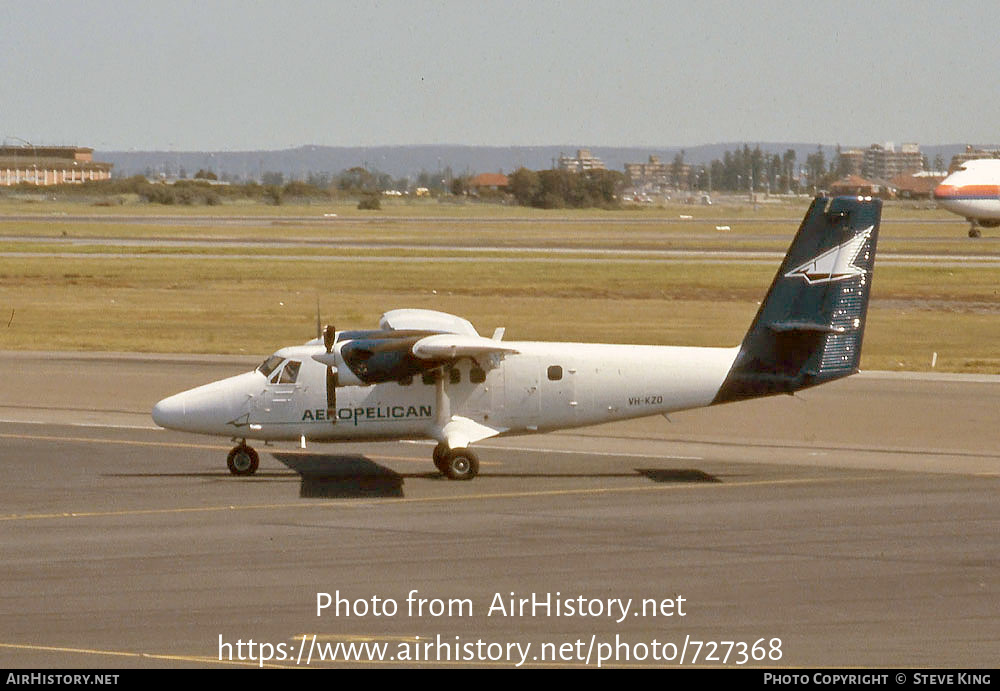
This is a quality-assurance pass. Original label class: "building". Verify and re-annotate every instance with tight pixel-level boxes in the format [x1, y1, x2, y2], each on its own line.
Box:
[625, 155, 668, 186]
[890, 171, 945, 199]
[625, 155, 670, 188]
[839, 149, 865, 177]
[948, 145, 1000, 173]
[861, 142, 923, 181]
[557, 149, 605, 173]
[0, 146, 113, 186]
[830, 174, 884, 198]
[467, 172, 509, 191]
[625, 154, 692, 190]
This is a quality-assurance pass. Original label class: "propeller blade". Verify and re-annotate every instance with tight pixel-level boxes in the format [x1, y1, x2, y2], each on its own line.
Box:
[323, 324, 336, 352]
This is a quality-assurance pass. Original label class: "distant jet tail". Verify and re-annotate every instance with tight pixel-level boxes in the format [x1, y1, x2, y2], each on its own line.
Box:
[712, 196, 881, 405]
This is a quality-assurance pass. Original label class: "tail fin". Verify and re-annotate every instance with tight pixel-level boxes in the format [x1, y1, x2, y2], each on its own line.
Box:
[712, 196, 881, 405]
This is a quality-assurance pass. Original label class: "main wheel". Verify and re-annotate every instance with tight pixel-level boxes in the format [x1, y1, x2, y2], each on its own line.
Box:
[442, 448, 479, 481]
[432, 442, 449, 474]
[969, 226, 982, 238]
[227, 444, 259, 476]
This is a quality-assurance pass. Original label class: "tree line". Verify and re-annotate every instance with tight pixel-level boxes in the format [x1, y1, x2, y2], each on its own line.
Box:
[8, 143, 918, 208]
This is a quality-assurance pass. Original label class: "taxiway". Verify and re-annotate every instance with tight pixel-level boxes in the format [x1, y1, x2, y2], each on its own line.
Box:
[1, 353, 997, 667]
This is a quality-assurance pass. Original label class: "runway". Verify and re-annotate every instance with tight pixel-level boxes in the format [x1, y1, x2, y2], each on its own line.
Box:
[1, 353, 997, 667]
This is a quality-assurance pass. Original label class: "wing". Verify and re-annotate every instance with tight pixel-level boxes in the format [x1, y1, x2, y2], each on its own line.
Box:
[312, 315, 515, 385]
[411, 333, 519, 360]
[379, 309, 479, 336]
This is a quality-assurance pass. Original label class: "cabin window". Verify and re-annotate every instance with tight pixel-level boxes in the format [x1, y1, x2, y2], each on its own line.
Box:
[422, 371, 437, 385]
[449, 368, 461, 384]
[258, 355, 283, 378]
[470, 366, 486, 383]
[278, 360, 301, 384]
[399, 375, 413, 386]
[547, 365, 563, 381]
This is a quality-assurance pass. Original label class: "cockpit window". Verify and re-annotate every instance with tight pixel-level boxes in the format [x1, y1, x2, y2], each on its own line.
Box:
[278, 360, 301, 384]
[258, 355, 284, 377]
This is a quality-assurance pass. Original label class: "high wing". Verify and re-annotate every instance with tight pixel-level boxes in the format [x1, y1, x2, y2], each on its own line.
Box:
[411, 333, 519, 360]
[312, 309, 515, 385]
[379, 309, 517, 361]
[378, 308, 479, 336]
[311, 309, 516, 455]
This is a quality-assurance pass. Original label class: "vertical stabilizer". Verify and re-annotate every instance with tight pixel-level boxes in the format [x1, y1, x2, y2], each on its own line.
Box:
[712, 196, 881, 405]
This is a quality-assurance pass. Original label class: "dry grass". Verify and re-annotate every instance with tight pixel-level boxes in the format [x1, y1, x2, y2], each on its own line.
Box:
[1, 198, 996, 371]
[1, 250, 998, 372]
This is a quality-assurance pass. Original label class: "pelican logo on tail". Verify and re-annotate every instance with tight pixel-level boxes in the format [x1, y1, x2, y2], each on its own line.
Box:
[784, 226, 873, 285]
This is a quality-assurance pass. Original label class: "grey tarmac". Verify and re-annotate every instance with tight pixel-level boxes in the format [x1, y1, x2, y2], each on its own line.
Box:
[0, 352, 997, 667]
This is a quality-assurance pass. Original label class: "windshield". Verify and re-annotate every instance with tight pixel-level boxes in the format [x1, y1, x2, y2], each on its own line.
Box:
[257, 355, 284, 378]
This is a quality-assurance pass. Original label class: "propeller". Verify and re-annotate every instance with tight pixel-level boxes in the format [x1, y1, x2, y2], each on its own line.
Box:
[323, 324, 338, 423]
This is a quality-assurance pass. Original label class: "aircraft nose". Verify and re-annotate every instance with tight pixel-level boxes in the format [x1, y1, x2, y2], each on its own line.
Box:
[152, 371, 262, 434]
[152, 393, 186, 429]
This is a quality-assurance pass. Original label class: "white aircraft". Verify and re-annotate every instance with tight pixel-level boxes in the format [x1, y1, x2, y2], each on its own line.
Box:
[933, 158, 1000, 237]
[152, 196, 882, 480]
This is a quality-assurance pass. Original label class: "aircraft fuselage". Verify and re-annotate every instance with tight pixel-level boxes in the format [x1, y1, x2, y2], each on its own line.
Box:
[934, 159, 1000, 227]
[153, 341, 739, 443]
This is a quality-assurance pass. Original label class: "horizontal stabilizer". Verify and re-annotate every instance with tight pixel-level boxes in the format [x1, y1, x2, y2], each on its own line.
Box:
[767, 321, 848, 334]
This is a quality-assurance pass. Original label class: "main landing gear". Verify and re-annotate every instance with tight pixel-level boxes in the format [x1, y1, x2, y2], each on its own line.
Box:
[227, 442, 259, 476]
[967, 219, 1000, 237]
[224, 439, 478, 480]
[432, 442, 479, 480]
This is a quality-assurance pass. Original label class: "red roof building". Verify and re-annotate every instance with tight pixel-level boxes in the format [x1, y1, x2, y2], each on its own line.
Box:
[468, 172, 508, 190]
[890, 172, 945, 199]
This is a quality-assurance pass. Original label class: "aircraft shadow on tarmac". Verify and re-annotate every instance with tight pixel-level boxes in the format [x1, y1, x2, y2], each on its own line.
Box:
[636, 468, 720, 483]
[273, 453, 406, 499]
[272, 453, 721, 499]
[104, 455, 720, 500]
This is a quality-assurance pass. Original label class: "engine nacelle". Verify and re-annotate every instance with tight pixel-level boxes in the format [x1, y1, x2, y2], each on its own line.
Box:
[340, 336, 441, 384]
[313, 333, 444, 386]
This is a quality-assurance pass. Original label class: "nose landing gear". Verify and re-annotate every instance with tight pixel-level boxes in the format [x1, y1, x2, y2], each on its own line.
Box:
[227, 442, 259, 476]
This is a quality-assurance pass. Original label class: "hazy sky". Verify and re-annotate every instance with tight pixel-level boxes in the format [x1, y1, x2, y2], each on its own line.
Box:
[3, 0, 998, 150]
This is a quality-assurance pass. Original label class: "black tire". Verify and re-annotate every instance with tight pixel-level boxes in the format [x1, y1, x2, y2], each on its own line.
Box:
[442, 448, 479, 481]
[969, 227, 982, 238]
[227, 445, 259, 476]
[432, 442, 449, 473]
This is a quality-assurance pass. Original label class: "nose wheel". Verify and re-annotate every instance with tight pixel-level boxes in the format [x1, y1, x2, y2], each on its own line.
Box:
[227, 443, 259, 476]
